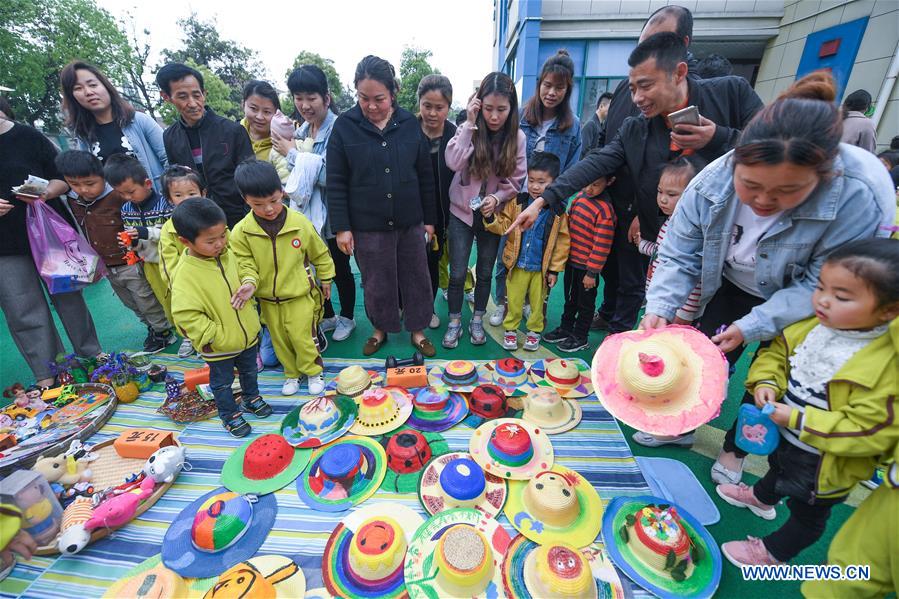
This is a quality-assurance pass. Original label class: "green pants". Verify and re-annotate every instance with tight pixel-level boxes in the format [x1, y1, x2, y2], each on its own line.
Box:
[801, 484, 898, 598]
[143, 261, 171, 322]
[504, 267, 545, 333]
[260, 294, 323, 379]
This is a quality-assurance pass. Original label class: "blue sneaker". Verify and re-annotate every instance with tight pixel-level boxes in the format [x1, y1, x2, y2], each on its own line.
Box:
[223, 413, 251, 437]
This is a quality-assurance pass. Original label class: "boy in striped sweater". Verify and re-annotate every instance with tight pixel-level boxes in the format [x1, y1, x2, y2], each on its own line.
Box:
[544, 175, 616, 352]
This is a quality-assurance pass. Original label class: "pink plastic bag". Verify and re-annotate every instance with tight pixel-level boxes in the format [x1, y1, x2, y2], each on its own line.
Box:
[26, 201, 106, 294]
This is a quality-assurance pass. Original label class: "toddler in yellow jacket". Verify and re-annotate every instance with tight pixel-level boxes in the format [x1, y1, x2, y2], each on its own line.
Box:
[170, 197, 270, 438]
[230, 159, 335, 397]
[718, 239, 899, 568]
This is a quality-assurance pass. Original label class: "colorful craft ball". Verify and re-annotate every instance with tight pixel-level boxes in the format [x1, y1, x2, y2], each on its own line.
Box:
[190, 492, 252, 552]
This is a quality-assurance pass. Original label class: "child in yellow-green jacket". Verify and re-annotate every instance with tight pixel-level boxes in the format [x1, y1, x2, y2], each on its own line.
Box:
[229, 160, 335, 397]
[170, 197, 269, 438]
[717, 239, 899, 569]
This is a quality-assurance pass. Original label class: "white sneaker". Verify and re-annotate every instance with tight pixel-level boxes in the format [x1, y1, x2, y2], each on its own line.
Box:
[282, 378, 300, 396]
[319, 316, 338, 333]
[429, 313, 440, 329]
[177, 338, 195, 358]
[523, 331, 541, 351]
[489, 305, 505, 326]
[502, 331, 518, 350]
[307, 373, 325, 395]
[332, 316, 356, 342]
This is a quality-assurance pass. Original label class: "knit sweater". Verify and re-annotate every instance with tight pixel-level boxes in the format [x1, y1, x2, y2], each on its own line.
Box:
[120, 189, 173, 263]
[566, 190, 615, 275]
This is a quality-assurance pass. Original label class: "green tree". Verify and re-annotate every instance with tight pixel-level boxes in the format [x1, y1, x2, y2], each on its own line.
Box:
[118, 12, 160, 120]
[397, 47, 438, 113]
[285, 51, 350, 111]
[0, 0, 134, 128]
[158, 60, 236, 125]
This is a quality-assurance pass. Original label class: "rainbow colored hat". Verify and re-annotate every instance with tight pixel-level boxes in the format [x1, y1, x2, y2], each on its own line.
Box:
[202, 555, 305, 598]
[469, 418, 554, 480]
[502, 536, 598, 599]
[296, 435, 387, 512]
[428, 361, 480, 392]
[528, 358, 593, 399]
[418, 451, 508, 519]
[406, 386, 468, 432]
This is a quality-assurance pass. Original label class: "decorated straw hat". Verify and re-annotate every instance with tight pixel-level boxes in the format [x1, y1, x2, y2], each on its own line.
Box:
[379, 427, 449, 494]
[281, 395, 358, 448]
[161, 487, 277, 578]
[602, 495, 722, 599]
[462, 384, 519, 428]
[221, 434, 311, 495]
[476, 358, 531, 396]
[296, 435, 387, 512]
[322, 503, 423, 599]
[591, 326, 728, 436]
[528, 358, 593, 399]
[326, 366, 382, 397]
[521, 387, 582, 435]
[469, 418, 554, 480]
[427, 360, 480, 392]
[203, 555, 306, 598]
[418, 452, 508, 519]
[503, 465, 602, 548]
[406, 386, 468, 432]
[502, 536, 598, 599]
[102, 555, 188, 599]
[350, 387, 413, 437]
[404, 508, 512, 599]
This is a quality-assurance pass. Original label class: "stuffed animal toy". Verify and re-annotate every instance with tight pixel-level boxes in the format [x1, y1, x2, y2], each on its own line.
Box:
[83, 476, 155, 531]
[143, 445, 187, 484]
[57, 497, 94, 554]
[33, 453, 93, 486]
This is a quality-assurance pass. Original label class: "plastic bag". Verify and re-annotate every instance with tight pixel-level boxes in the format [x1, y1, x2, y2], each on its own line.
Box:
[26, 200, 106, 294]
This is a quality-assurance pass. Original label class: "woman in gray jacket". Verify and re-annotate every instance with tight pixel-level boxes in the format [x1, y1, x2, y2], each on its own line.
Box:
[840, 89, 877, 153]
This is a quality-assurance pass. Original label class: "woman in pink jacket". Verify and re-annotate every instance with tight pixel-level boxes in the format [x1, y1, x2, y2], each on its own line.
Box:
[442, 72, 527, 348]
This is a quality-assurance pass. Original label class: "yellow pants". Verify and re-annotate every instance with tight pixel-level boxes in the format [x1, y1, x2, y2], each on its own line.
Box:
[438, 242, 474, 293]
[801, 483, 898, 598]
[260, 294, 323, 379]
[143, 262, 171, 322]
[503, 267, 545, 333]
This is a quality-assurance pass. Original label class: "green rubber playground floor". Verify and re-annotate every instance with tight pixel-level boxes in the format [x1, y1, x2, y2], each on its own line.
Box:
[0, 263, 863, 598]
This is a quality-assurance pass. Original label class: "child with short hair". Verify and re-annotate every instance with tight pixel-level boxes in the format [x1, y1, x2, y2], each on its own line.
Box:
[484, 151, 569, 351]
[719, 238, 899, 567]
[544, 174, 616, 352]
[229, 160, 335, 396]
[104, 155, 173, 318]
[169, 197, 270, 437]
[56, 150, 174, 353]
[158, 165, 206, 357]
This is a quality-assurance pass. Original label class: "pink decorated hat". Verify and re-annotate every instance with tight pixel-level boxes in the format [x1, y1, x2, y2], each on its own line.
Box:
[590, 326, 728, 436]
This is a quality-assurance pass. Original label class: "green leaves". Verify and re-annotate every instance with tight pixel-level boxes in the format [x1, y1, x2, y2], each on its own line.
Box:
[396, 46, 439, 113]
[690, 541, 704, 564]
[665, 549, 677, 569]
[619, 524, 629, 543]
[625, 514, 636, 526]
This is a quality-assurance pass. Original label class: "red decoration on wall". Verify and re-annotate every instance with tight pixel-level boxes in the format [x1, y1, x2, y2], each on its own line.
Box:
[819, 39, 841, 58]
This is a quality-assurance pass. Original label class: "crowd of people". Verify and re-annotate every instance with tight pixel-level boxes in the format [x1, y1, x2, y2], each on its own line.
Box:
[1, 4, 898, 579]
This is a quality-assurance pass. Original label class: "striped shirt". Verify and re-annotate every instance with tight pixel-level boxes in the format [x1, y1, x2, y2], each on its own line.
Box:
[640, 217, 701, 320]
[566, 191, 616, 274]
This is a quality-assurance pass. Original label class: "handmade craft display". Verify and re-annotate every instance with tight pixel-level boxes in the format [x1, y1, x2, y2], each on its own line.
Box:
[463, 384, 519, 428]
[602, 496, 722, 599]
[477, 358, 531, 396]
[591, 326, 728, 436]
[502, 537, 597, 599]
[158, 376, 218, 423]
[296, 436, 387, 512]
[281, 395, 358, 448]
[521, 387, 582, 435]
[321, 503, 423, 599]
[221, 433, 311, 495]
[325, 365, 382, 397]
[469, 419, 554, 480]
[404, 508, 512, 599]
[379, 427, 449, 493]
[405, 386, 468, 432]
[418, 452, 508, 518]
[528, 358, 593, 399]
[203, 555, 306, 598]
[349, 387, 413, 437]
[427, 360, 480, 392]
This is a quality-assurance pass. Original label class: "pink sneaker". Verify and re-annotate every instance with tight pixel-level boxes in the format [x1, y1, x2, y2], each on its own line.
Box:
[722, 536, 782, 567]
[716, 483, 777, 520]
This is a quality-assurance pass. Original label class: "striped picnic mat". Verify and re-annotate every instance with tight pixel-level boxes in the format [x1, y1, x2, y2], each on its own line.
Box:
[0, 356, 650, 599]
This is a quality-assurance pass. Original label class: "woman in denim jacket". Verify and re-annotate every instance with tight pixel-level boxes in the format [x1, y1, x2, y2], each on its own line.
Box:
[492, 50, 581, 323]
[61, 61, 168, 193]
[640, 73, 896, 484]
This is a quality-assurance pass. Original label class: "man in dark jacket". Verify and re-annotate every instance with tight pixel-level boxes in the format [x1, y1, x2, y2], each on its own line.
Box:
[156, 63, 254, 228]
[579, 92, 612, 158]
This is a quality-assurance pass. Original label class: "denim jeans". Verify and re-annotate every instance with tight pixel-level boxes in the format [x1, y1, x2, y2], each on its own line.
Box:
[259, 326, 281, 368]
[208, 346, 260, 421]
[447, 214, 500, 317]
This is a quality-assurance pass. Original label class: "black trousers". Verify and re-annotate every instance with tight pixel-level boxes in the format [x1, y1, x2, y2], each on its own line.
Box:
[597, 220, 647, 332]
[323, 236, 356, 320]
[560, 264, 598, 339]
[753, 442, 846, 562]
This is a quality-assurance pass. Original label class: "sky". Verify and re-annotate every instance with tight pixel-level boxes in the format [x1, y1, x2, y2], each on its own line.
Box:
[97, 0, 495, 108]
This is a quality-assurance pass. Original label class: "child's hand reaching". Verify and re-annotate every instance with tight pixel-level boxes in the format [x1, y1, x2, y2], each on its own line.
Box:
[231, 282, 256, 309]
[711, 324, 744, 353]
[583, 274, 596, 290]
[754, 386, 777, 408]
[767, 401, 794, 427]
[321, 281, 332, 300]
[546, 273, 558, 288]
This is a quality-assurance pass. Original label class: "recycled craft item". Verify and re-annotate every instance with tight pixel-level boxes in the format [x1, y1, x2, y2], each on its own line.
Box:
[590, 326, 728, 436]
[463, 384, 520, 428]
[349, 387, 413, 437]
[503, 465, 603, 548]
[477, 358, 531, 396]
[521, 387, 582, 435]
[379, 427, 450, 493]
[280, 395, 358, 448]
[221, 434, 311, 495]
[321, 503, 424, 599]
[403, 508, 512, 599]
[469, 419, 554, 480]
[418, 452, 508, 519]
[202, 555, 306, 598]
[161, 487, 278, 578]
[405, 386, 468, 432]
[427, 360, 480, 392]
[528, 358, 593, 399]
[601, 496, 722, 599]
[296, 435, 387, 512]
[325, 365, 383, 397]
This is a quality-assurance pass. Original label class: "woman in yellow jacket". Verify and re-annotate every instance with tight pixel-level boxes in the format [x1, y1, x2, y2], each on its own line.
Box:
[229, 160, 335, 397]
[717, 239, 899, 568]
